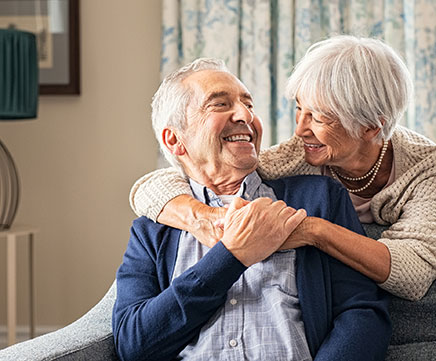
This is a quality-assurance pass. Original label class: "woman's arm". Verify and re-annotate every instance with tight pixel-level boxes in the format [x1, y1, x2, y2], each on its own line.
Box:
[131, 136, 311, 220]
[283, 217, 391, 283]
[129, 167, 192, 221]
[375, 174, 436, 300]
[284, 175, 436, 300]
[129, 135, 316, 245]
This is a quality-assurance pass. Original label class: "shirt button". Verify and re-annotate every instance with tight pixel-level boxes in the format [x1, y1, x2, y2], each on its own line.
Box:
[229, 298, 238, 305]
[229, 339, 238, 347]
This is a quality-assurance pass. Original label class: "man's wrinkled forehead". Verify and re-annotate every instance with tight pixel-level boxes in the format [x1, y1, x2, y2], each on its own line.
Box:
[183, 69, 253, 106]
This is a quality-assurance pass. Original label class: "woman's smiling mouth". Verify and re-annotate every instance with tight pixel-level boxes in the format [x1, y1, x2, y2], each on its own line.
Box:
[303, 142, 325, 151]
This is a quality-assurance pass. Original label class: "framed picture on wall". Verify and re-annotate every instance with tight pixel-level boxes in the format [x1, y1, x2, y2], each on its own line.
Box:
[0, 0, 80, 95]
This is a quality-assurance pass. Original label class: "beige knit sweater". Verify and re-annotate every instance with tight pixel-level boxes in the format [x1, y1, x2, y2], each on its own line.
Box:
[130, 125, 436, 301]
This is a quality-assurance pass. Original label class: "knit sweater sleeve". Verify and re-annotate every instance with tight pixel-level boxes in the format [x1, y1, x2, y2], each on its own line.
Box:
[375, 172, 436, 300]
[129, 167, 192, 221]
[371, 127, 436, 300]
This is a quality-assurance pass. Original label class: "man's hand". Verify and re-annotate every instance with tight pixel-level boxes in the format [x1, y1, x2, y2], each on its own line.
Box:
[222, 197, 306, 267]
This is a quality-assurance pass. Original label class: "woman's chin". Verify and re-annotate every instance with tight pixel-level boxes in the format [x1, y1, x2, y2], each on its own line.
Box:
[304, 154, 328, 167]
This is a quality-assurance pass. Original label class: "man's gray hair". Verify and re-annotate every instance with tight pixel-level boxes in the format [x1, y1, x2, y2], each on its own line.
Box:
[286, 35, 413, 140]
[152, 58, 230, 171]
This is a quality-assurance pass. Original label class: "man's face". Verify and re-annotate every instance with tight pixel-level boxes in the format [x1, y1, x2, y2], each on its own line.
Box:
[177, 70, 263, 186]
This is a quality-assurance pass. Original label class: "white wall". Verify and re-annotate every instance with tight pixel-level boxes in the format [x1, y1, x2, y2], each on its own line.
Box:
[0, 0, 161, 327]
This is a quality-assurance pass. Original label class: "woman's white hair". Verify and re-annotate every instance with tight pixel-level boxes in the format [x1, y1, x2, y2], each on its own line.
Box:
[151, 58, 229, 172]
[286, 35, 413, 140]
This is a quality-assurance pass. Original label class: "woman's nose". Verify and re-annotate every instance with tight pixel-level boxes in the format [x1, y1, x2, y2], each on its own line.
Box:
[295, 112, 311, 137]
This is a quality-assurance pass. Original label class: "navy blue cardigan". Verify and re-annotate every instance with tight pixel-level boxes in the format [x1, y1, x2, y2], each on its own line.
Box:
[113, 175, 391, 361]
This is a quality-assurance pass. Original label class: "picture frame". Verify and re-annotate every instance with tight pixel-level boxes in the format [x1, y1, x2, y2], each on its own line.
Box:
[0, 0, 80, 95]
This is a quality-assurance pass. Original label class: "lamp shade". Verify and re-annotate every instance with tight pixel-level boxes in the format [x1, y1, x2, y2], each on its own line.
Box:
[0, 29, 38, 229]
[0, 28, 38, 119]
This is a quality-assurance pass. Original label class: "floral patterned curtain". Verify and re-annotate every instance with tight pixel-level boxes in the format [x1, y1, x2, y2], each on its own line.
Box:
[160, 0, 436, 148]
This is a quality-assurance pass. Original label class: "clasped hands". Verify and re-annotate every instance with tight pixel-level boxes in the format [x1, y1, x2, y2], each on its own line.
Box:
[190, 197, 312, 267]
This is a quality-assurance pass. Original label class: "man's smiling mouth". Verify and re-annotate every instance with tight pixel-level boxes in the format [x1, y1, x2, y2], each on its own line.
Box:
[224, 134, 252, 142]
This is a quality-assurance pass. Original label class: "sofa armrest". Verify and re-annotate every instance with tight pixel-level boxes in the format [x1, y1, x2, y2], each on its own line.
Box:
[0, 282, 118, 361]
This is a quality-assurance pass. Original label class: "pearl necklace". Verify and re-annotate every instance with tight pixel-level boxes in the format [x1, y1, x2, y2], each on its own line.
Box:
[328, 140, 388, 194]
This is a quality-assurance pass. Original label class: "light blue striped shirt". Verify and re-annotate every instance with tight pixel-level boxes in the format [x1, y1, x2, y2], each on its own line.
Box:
[172, 171, 312, 360]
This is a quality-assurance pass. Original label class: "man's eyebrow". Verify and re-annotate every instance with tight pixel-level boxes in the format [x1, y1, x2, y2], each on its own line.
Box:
[241, 92, 253, 101]
[203, 91, 230, 105]
[202, 91, 253, 106]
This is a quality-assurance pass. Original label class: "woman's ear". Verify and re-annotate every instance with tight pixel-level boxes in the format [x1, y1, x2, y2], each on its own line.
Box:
[363, 118, 384, 141]
[363, 126, 382, 141]
[162, 128, 186, 155]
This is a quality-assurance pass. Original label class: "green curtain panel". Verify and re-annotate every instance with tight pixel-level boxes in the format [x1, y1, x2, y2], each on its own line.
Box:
[0, 28, 38, 120]
[160, 0, 436, 147]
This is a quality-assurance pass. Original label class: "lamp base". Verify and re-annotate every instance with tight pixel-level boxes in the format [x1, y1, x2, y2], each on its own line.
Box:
[0, 138, 20, 230]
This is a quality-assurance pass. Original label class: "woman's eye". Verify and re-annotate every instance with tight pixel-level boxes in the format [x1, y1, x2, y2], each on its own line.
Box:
[295, 105, 302, 111]
[312, 117, 323, 124]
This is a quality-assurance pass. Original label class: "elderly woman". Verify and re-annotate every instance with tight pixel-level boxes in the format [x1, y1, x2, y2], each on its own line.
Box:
[130, 35, 436, 301]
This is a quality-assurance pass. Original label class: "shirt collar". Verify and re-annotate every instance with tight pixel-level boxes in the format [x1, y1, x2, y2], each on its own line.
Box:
[189, 171, 263, 206]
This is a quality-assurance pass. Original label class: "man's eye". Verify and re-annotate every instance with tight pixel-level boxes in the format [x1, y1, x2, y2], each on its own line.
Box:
[245, 103, 254, 109]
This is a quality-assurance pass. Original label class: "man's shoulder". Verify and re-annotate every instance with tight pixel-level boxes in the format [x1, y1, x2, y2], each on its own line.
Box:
[266, 174, 344, 193]
[265, 175, 349, 218]
[132, 216, 167, 233]
[131, 216, 181, 248]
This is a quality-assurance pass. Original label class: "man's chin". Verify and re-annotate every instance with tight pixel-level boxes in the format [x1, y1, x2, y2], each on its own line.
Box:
[232, 156, 259, 172]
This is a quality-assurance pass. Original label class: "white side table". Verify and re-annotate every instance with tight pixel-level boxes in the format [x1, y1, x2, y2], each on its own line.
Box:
[0, 225, 38, 346]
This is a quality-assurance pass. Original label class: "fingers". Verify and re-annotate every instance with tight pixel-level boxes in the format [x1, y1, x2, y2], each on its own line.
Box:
[227, 197, 251, 214]
[283, 208, 307, 233]
[213, 218, 224, 231]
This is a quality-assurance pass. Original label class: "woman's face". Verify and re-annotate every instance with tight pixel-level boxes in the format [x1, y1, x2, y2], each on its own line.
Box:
[294, 98, 363, 169]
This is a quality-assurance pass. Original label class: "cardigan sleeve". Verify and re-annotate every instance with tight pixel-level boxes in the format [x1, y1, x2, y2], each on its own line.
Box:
[315, 255, 392, 361]
[328, 181, 391, 360]
[112, 219, 246, 361]
[317, 184, 392, 361]
[289, 177, 391, 360]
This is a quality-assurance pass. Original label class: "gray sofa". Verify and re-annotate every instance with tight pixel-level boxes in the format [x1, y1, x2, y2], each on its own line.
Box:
[0, 224, 435, 360]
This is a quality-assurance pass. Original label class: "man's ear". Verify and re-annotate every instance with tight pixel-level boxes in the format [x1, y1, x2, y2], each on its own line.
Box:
[162, 128, 186, 156]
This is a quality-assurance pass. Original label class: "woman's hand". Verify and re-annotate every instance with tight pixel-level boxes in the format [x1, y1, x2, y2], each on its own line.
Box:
[189, 203, 227, 248]
[157, 195, 227, 248]
[279, 216, 319, 250]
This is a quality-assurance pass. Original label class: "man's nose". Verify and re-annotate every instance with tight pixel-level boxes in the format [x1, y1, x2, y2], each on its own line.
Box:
[232, 102, 254, 124]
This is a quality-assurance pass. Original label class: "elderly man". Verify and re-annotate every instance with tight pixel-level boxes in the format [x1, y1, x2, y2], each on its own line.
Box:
[112, 59, 391, 361]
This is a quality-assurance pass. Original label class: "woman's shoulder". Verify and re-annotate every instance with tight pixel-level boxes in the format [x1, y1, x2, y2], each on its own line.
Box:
[392, 125, 436, 149]
[391, 126, 436, 176]
[258, 135, 319, 179]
